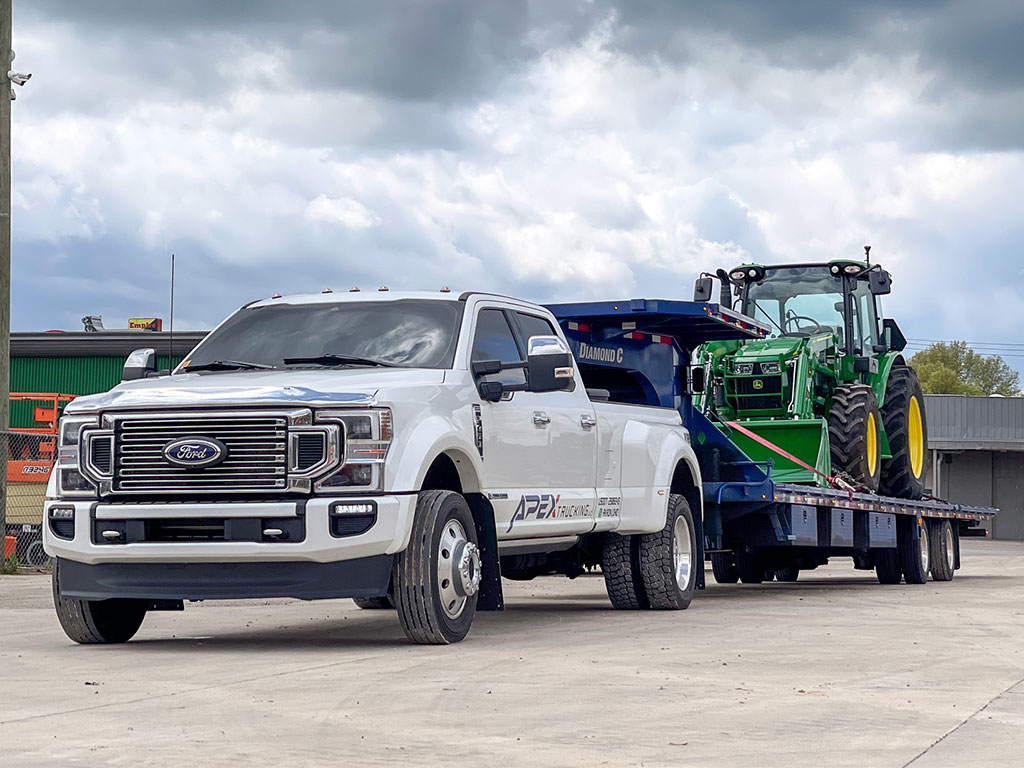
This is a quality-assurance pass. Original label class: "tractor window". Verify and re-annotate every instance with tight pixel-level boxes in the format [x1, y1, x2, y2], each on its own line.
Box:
[744, 267, 846, 340]
[859, 291, 879, 351]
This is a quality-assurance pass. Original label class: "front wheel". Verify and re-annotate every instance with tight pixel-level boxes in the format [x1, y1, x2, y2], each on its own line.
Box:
[52, 559, 147, 644]
[393, 490, 481, 644]
[638, 494, 697, 610]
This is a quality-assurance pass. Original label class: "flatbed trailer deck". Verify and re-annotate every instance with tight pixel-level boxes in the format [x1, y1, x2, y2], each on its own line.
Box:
[547, 298, 996, 586]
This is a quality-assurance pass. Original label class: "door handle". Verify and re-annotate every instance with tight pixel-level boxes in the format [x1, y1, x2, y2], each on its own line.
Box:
[580, 414, 597, 430]
[533, 412, 551, 426]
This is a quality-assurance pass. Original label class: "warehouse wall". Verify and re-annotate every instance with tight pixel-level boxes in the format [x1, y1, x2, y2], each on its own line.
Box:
[938, 450, 1024, 540]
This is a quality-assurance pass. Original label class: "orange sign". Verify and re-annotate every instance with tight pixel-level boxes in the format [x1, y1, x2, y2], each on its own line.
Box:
[7, 461, 52, 483]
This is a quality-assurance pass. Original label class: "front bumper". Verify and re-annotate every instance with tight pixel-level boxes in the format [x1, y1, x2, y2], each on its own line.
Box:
[43, 495, 417, 566]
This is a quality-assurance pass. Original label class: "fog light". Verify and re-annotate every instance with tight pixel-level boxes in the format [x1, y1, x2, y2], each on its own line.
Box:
[329, 500, 377, 538]
[49, 506, 76, 540]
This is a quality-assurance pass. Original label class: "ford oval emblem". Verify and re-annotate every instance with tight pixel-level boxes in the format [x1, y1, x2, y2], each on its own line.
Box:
[162, 437, 228, 469]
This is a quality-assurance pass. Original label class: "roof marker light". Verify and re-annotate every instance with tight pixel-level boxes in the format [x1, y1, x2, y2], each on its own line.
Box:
[747, 269, 756, 278]
[272, 293, 282, 299]
[379, 286, 389, 292]
[349, 286, 360, 292]
[322, 288, 333, 293]
[440, 286, 451, 293]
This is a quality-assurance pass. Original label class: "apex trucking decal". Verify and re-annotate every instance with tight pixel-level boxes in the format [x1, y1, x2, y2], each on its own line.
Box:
[506, 494, 594, 533]
[576, 342, 624, 364]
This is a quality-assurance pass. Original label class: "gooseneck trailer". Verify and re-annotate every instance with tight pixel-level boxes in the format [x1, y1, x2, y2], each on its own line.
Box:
[547, 298, 995, 587]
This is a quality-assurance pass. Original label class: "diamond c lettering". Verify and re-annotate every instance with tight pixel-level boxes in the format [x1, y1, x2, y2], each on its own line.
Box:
[506, 493, 560, 533]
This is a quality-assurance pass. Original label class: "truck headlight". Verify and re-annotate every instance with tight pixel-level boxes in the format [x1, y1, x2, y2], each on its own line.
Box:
[56, 416, 99, 498]
[759, 361, 781, 374]
[315, 409, 393, 493]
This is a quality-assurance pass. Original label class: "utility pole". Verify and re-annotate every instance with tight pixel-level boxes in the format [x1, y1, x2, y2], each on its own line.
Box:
[1, 0, 13, 539]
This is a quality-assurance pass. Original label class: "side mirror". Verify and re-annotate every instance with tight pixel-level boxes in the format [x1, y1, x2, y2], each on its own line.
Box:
[690, 366, 706, 395]
[869, 269, 892, 295]
[122, 348, 157, 382]
[882, 319, 906, 352]
[527, 335, 574, 393]
[693, 276, 714, 302]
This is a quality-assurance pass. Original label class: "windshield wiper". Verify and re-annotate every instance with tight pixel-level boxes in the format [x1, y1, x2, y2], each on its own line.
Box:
[282, 354, 400, 368]
[182, 359, 275, 372]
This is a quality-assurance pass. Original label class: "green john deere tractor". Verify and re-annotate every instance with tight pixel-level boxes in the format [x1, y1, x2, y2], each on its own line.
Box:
[693, 250, 928, 498]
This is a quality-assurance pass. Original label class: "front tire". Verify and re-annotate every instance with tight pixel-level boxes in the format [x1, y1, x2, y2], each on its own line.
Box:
[52, 558, 147, 644]
[880, 366, 928, 500]
[828, 384, 883, 492]
[638, 494, 697, 610]
[393, 490, 481, 644]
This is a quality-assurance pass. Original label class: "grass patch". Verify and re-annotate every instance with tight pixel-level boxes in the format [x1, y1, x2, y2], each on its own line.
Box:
[0, 556, 19, 575]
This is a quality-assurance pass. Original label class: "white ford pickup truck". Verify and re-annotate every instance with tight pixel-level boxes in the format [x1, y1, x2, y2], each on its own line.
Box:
[45, 290, 703, 644]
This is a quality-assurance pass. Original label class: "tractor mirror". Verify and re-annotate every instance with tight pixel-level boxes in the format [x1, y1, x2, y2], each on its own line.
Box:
[690, 366, 706, 394]
[869, 270, 892, 295]
[693, 276, 713, 302]
[122, 348, 157, 382]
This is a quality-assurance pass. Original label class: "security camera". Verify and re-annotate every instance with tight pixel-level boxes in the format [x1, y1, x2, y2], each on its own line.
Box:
[8, 71, 32, 86]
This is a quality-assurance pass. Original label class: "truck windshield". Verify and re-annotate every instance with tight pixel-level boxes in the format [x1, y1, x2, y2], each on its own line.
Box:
[743, 266, 847, 340]
[182, 300, 463, 371]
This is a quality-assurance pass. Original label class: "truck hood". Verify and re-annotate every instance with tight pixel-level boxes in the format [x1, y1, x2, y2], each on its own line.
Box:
[65, 368, 448, 413]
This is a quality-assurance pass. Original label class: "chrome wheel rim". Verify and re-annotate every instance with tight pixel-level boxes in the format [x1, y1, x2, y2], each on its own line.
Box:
[945, 525, 955, 571]
[919, 521, 930, 575]
[437, 519, 480, 620]
[672, 514, 693, 591]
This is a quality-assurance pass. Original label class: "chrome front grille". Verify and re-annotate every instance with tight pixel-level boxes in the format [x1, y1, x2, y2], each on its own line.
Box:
[112, 414, 290, 495]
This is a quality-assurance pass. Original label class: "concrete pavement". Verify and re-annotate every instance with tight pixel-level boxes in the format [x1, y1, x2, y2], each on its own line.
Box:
[2, 540, 1023, 767]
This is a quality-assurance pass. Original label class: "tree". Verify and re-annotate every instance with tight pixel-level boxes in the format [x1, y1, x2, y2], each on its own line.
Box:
[909, 341, 1021, 397]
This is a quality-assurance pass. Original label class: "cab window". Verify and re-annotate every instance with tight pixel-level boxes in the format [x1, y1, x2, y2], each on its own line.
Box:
[514, 312, 556, 346]
[472, 309, 525, 386]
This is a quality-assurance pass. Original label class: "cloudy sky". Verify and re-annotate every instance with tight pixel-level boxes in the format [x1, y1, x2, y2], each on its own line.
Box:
[9, 1, 1024, 366]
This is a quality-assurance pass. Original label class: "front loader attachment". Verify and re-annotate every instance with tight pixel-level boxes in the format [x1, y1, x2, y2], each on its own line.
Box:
[723, 418, 832, 487]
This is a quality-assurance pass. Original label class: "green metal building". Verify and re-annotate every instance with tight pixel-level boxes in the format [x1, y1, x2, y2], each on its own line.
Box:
[8, 331, 206, 427]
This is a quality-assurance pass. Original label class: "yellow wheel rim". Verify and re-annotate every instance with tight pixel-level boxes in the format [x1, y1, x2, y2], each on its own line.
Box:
[909, 396, 924, 478]
[867, 411, 878, 477]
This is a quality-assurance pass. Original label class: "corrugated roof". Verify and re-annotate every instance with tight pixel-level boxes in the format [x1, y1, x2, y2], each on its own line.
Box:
[10, 331, 208, 358]
[924, 394, 1024, 451]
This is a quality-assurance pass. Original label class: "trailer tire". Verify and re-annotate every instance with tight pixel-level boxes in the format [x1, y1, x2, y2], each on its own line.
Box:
[736, 551, 765, 584]
[353, 596, 395, 609]
[393, 490, 480, 645]
[879, 366, 928, 500]
[52, 558, 147, 644]
[828, 384, 882, 492]
[929, 519, 955, 582]
[602, 533, 648, 610]
[638, 494, 697, 610]
[874, 548, 902, 584]
[774, 565, 799, 582]
[899, 517, 930, 585]
[711, 553, 739, 584]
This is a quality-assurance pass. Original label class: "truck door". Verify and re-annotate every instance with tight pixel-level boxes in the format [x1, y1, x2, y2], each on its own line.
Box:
[470, 306, 598, 539]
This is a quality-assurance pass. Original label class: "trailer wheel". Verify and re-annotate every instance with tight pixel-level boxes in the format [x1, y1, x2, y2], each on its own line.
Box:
[899, 517, 930, 585]
[52, 558, 147, 644]
[393, 490, 481, 644]
[774, 565, 799, 582]
[353, 596, 395, 609]
[928, 519, 955, 582]
[828, 384, 882, 492]
[879, 366, 928, 500]
[638, 494, 697, 610]
[602, 533, 648, 609]
[874, 548, 902, 584]
[736, 551, 765, 584]
[711, 553, 739, 584]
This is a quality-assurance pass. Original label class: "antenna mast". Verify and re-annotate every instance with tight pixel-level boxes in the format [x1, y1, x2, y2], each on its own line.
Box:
[169, 253, 175, 371]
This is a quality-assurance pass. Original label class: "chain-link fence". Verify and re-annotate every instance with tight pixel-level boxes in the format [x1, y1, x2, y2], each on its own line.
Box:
[3, 429, 54, 568]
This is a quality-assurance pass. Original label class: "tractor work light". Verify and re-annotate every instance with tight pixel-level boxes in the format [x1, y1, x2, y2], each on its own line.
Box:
[735, 363, 754, 375]
[844, 264, 861, 274]
[759, 362, 781, 374]
[831, 265, 841, 274]
[730, 270, 746, 281]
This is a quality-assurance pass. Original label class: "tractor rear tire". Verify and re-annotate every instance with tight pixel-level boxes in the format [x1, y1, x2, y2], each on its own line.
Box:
[711, 552, 739, 584]
[879, 366, 928, 500]
[828, 384, 882, 492]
